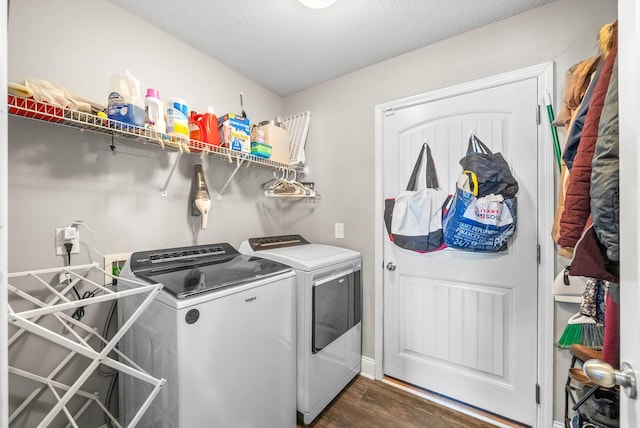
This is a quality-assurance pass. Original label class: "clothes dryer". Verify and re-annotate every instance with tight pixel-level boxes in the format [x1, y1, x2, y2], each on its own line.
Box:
[240, 235, 362, 425]
[118, 242, 296, 427]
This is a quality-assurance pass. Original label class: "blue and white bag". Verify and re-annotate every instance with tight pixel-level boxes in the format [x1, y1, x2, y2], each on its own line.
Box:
[443, 183, 517, 252]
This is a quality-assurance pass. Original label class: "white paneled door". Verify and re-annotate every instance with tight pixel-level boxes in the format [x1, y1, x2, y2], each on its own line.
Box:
[382, 73, 541, 425]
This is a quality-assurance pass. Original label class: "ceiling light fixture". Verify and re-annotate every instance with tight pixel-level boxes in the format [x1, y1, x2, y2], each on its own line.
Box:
[299, 0, 337, 9]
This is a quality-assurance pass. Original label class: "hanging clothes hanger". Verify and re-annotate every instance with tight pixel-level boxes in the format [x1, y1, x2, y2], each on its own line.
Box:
[263, 168, 317, 198]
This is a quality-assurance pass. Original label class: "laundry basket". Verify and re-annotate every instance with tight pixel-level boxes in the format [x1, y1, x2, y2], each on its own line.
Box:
[282, 111, 310, 166]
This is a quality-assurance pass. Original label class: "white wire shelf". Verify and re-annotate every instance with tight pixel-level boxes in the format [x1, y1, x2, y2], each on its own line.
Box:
[7, 95, 302, 172]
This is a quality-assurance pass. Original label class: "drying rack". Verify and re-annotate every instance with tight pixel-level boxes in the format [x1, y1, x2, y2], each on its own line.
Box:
[7, 263, 165, 428]
[282, 110, 310, 166]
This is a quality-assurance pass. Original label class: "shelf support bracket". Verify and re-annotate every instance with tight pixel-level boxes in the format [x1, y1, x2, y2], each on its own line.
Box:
[161, 151, 183, 196]
[217, 158, 246, 200]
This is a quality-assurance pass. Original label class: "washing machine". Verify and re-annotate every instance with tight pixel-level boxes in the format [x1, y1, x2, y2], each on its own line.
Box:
[239, 235, 362, 425]
[117, 242, 296, 428]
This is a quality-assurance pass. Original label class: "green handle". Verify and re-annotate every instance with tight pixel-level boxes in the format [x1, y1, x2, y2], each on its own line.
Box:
[545, 104, 562, 172]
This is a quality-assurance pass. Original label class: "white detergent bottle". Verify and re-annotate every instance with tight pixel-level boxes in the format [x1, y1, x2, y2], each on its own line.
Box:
[107, 70, 145, 127]
[144, 88, 166, 133]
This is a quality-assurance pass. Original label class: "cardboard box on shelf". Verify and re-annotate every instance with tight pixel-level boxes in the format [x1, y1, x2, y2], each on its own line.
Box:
[218, 113, 250, 153]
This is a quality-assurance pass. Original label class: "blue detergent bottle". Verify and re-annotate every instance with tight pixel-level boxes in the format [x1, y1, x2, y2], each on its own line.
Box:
[107, 70, 145, 127]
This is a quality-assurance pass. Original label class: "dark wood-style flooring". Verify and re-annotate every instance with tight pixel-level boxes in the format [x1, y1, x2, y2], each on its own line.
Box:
[297, 376, 504, 428]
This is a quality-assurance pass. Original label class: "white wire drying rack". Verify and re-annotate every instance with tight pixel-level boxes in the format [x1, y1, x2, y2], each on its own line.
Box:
[7, 263, 165, 428]
[281, 110, 310, 166]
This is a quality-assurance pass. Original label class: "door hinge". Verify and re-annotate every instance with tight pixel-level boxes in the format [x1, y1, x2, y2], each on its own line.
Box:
[535, 383, 541, 404]
[537, 244, 541, 264]
[536, 105, 541, 124]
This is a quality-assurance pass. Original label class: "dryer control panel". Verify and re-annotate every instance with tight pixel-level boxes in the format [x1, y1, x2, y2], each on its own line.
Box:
[248, 234, 310, 251]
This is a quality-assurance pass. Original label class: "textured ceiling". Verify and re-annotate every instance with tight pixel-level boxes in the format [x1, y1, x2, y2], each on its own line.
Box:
[109, 0, 555, 96]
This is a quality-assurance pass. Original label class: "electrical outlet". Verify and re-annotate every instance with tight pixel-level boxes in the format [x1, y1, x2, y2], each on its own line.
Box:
[55, 228, 80, 256]
[335, 222, 344, 239]
[104, 252, 132, 285]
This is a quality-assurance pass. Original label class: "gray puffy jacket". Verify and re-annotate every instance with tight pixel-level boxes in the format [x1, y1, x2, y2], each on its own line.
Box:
[590, 55, 619, 261]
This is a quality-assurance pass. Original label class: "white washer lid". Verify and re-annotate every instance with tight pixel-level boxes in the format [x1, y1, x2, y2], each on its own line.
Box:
[239, 241, 360, 271]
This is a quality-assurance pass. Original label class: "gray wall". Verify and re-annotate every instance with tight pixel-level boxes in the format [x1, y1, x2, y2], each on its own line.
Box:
[7, 0, 617, 426]
[283, 0, 616, 423]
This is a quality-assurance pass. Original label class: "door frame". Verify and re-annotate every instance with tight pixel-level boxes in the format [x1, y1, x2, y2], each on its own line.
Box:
[374, 62, 555, 427]
[618, 0, 640, 424]
[1, 0, 8, 424]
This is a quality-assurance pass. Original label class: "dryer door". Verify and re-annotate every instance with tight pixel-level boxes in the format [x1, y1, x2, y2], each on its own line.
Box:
[312, 269, 360, 353]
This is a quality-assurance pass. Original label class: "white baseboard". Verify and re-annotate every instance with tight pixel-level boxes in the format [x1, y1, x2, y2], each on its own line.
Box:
[359, 356, 375, 379]
[553, 421, 564, 428]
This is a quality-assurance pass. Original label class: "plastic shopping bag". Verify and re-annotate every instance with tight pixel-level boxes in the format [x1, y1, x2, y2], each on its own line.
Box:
[460, 134, 519, 198]
[443, 187, 517, 252]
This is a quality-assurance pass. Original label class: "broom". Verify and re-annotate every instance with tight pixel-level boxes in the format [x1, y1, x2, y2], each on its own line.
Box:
[556, 312, 604, 350]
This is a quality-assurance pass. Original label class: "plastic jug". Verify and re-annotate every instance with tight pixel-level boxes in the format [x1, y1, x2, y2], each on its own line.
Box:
[166, 98, 189, 137]
[107, 70, 145, 127]
[189, 111, 203, 141]
[144, 88, 166, 133]
[196, 106, 221, 147]
[259, 117, 289, 164]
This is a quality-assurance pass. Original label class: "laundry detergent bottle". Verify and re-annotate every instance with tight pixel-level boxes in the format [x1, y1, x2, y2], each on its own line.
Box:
[107, 70, 145, 127]
[166, 98, 189, 137]
[144, 88, 166, 133]
[189, 111, 203, 141]
[196, 106, 221, 148]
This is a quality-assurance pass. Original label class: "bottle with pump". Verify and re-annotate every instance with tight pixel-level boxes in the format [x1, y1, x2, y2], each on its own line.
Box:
[144, 88, 166, 133]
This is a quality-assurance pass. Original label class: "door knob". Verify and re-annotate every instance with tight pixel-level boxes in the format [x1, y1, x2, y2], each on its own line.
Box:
[386, 262, 396, 271]
[583, 359, 637, 399]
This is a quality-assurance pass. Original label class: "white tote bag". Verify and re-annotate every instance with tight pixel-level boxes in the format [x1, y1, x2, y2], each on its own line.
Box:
[391, 188, 449, 235]
[385, 143, 450, 252]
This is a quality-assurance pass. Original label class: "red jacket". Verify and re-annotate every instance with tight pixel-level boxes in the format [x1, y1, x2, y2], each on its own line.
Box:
[558, 23, 618, 250]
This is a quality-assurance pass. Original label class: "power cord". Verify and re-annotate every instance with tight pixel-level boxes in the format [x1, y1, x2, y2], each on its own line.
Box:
[63, 241, 94, 321]
[64, 242, 74, 266]
[64, 234, 118, 426]
[71, 220, 105, 260]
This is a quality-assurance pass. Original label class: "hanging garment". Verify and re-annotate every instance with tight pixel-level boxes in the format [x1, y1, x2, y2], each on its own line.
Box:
[590, 56, 619, 263]
[578, 278, 607, 325]
[570, 218, 619, 283]
[552, 58, 601, 258]
[558, 21, 618, 251]
[603, 285, 620, 368]
[553, 56, 601, 129]
[561, 57, 605, 170]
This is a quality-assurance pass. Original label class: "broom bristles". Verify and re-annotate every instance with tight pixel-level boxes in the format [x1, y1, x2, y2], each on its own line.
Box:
[580, 323, 604, 350]
[556, 321, 604, 349]
[557, 323, 583, 348]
